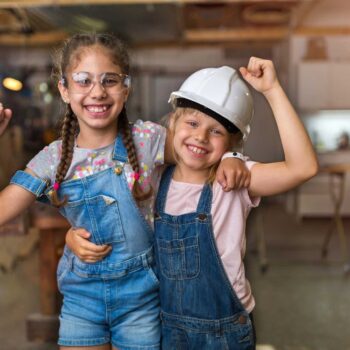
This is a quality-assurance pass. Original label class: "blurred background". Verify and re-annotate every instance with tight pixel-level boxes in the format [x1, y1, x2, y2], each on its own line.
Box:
[0, 1, 350, 349]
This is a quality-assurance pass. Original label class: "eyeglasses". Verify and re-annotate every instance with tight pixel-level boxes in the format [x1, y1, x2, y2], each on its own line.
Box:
[62, 71, 131, 95]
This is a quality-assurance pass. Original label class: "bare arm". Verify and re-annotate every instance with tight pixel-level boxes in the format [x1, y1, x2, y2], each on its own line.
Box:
[240, 58, 318, 198]
[0, 105, 37, 224]
[0, 169, 37, 226]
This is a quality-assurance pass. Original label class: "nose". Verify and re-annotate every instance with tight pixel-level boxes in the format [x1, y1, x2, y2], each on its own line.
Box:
[89, 81, 106, 98]
[195, 129, 208, 143]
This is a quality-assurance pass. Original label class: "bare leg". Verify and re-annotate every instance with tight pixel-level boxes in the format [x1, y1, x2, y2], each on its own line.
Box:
[60, 345, 111, 350]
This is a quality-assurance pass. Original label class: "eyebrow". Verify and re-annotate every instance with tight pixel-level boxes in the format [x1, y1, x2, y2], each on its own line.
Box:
[73, 71, 121, 75]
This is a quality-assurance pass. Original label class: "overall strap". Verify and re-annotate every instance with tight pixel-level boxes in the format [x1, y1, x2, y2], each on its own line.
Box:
[195, 182, 213, 214]
[112, 133, 128, 162]
[156, 166, 175, 213]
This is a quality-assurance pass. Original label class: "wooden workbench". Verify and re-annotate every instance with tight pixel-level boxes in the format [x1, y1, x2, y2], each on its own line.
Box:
[26, 203, 69, 342]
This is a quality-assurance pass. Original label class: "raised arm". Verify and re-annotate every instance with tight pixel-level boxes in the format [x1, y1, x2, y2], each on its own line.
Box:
[0, 105, 38, 225]
[0, 103, 12, 136]
[240, 57, 318, 197]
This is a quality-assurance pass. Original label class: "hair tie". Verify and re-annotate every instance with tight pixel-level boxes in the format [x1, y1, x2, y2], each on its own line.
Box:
[133, 172, 140, 181]
[53, 182, 60, 191]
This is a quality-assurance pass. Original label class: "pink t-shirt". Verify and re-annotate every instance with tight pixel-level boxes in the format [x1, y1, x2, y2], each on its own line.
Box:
[164, 161, 260, 313]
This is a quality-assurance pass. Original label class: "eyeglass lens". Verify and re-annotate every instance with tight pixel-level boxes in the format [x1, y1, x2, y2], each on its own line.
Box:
[70, 72, 130, 94]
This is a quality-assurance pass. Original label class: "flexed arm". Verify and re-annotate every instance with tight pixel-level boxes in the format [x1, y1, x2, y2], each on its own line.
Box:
[0, 103, 40, 225]
[240, 57, 318, 197]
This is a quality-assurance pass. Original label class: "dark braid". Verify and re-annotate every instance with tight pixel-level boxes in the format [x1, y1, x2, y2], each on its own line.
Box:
[51, 104, 78, 207]
[118, 107, 152, 202]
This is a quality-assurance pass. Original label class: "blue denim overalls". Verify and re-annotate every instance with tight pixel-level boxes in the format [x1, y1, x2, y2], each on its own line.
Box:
[10, 135, 160, 349]
[154, 166, 255, 350]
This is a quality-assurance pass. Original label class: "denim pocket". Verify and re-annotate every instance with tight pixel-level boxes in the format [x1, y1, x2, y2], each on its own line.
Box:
[146, 264, 160, 286]
[64, 195, 125, 245]
[57, 254, 70, 291]
[157, 236, 200, 280]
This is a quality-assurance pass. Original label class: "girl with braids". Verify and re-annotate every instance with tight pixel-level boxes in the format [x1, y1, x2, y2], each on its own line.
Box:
[0, 33, 249, 350]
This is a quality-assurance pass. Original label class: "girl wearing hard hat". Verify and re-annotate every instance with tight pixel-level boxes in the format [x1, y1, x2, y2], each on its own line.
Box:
[152, 57, 318, 349]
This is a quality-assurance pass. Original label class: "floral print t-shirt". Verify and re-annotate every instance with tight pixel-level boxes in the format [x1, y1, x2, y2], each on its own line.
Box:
[27, 120, 166, 227]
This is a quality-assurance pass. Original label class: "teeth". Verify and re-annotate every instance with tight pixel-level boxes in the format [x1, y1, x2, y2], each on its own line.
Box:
[86, 105, 108, 112]
[188, 145, 207, 154]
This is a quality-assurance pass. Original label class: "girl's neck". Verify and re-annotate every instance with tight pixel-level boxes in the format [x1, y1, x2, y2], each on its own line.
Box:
[76, 127, 118, 149]
[173, 164, 209, 184]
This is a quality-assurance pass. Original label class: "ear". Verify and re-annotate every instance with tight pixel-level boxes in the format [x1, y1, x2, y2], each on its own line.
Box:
[57, 80, 70, 104]
[123, 87, 130, 103]
[167, 112, 176, 131]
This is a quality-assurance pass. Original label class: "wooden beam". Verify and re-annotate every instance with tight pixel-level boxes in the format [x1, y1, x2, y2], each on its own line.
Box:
[290, 0, 319, 28]
[0, 31, 68, 46]
[0, 0, 308, 9]
[294, 26, 350, 36]
[185, 27, 290, 42]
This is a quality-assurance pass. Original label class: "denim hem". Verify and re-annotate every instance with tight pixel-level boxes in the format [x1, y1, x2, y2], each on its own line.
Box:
[58, 337, 110, 346]
[10, 170, 48, 197]
[112, 341, 160, 350]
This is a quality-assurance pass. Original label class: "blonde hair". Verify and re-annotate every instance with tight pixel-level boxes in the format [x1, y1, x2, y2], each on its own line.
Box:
[169, 107, 242, 185]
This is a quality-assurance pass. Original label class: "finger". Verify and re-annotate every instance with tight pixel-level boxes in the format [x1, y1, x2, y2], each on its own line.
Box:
[82, 248, 112, 261]
[238, 175, 247, 189]
[215, 166, 227, 188]
[86, 246, 112, 258]
[239, 67, 254, 84]
[248, 57, 263, 78]
[79, 257, 102, 263]
[223, 172, 236, 191]
[0, 104, 12, 120]
[4, 108, 12, 120]
[242, 171, 251, 188]
[80, 241, 111, 253]
[72, 227, 91, 239]
[244, 176, 251, 188]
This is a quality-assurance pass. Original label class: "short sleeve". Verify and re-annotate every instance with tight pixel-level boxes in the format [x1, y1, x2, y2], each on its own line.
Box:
[132, 120, 166, 167]
[26, 140, 62, 185]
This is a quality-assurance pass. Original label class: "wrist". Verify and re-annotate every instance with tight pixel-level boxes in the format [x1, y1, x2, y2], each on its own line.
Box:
[221, 151, 246, 162]
[263, 81, 283, 100]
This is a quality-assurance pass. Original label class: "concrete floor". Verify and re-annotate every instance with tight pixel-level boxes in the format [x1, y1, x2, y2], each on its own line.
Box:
[0, 202, 350, 350]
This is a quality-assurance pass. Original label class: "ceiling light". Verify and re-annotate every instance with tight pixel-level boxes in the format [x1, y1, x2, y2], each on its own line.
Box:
[2, 77, 23, 91]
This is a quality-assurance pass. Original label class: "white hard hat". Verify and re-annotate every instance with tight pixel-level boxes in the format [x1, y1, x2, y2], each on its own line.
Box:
[169, 66, 253, 139]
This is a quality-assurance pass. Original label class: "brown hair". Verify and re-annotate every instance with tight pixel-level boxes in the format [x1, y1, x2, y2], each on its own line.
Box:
[51, 33, 150, 206]
[170, 107, 241, 185]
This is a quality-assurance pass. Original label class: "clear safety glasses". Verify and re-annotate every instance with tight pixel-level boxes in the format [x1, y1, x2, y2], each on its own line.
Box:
[62, 71, 131, 95]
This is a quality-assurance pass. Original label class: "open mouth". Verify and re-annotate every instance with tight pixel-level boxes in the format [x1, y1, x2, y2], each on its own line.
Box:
[85, 105, 111, 113]
[187, 145, 208, 155]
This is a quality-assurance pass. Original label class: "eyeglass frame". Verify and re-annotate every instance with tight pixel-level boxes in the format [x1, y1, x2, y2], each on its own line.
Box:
[60, 71, 131, 95]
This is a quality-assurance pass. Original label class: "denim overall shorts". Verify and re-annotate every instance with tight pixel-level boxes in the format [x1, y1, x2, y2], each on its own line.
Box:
[154, 166, 255, 350]
[10, 135, 160, 350]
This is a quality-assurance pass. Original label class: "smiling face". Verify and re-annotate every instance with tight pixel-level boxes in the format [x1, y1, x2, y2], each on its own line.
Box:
[58, 45, 129, 139]
[172, 108, 233, 182]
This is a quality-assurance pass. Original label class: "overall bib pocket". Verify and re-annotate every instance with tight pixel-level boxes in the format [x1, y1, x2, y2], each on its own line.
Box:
[63, 195, 125, 245]
[156, 236, 200, 280]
